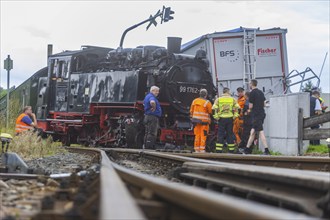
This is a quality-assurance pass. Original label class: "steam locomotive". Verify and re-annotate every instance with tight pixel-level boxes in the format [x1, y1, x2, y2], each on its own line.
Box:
[35, 37, 215, 148]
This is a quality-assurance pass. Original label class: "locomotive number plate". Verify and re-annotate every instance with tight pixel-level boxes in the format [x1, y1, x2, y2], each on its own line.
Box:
[179, 86, 199, 94]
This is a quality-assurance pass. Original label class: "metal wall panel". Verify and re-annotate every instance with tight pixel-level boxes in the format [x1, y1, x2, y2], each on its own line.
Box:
[69, 70, 139, 113]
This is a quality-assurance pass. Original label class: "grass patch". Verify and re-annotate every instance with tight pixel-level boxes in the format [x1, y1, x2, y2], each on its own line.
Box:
[269, 151, 282, 156]
[251, 146, 282, 155]
[306, 144, 329, 154]
[252, 147, 263, 154]
[9, 130, 65, 160]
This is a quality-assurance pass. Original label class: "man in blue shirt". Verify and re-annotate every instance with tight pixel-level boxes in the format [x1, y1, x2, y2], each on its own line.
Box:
[143, 86, 162, 149]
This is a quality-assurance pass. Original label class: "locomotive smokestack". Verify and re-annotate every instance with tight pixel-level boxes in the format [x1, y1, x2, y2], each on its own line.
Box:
[47, 44, 53, 58]
[167, 37, 182, 55]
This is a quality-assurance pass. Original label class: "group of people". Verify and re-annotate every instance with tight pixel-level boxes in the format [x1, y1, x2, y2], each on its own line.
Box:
[190, 79, 270, 155]
[143, 80, 271, 155]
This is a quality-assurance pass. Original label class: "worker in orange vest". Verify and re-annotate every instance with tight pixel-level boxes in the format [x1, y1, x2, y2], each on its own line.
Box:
[15, 106, 38, 134]
[233, 87, 246, 145]
[190, 89, 212, 153]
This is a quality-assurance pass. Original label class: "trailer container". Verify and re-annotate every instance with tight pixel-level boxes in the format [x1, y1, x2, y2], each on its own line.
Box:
[181, 27, 289, 98]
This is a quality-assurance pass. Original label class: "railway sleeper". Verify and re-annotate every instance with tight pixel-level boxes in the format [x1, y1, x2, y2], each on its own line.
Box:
[176, 165, 329, 218]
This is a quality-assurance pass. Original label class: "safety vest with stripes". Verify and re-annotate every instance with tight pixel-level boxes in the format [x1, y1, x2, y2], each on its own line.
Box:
[15, 113, 33, 133]
[190, 98, 212, 124]
[213, 94, 239, 119]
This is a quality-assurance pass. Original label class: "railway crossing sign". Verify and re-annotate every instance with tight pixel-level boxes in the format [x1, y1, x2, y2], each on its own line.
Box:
[4, 55, 13, 71]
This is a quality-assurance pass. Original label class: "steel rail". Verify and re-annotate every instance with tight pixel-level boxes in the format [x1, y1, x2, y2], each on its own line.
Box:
[106, 148, 330, 171]
[172, 152, 330, 171]
[111, 159, 318, 220]
[67, 147, 145, 220]
[113, 150, 329, 189]
[0, 173, 44, 179]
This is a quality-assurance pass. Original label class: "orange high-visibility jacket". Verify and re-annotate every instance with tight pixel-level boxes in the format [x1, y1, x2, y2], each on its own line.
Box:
[190, 98, 212, 124]
[237, 96, 246, 109]
[15, 113, 33, 133]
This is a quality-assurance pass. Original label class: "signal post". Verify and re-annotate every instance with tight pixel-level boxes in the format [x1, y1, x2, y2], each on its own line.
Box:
[4, 55, 13, 129]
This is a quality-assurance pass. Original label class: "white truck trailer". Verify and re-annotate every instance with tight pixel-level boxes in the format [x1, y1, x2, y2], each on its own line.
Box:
[181, 27, 289, 98]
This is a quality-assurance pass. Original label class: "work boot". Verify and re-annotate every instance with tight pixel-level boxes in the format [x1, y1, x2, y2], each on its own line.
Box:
[263, 148, 271, 155]
[238, 148, 245, 154]
[243, 147, 252, 155]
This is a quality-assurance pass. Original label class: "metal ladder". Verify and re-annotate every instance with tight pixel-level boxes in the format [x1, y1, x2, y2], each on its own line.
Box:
[243, 28, 257, 90]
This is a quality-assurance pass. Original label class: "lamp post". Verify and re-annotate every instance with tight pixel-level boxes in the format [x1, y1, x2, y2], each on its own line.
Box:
[4, 55, 13, 129]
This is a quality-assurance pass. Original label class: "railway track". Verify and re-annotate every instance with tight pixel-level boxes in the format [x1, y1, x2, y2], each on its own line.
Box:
[111, 158, 316, 220]
[107, 148, 330, 218]
[170, 152, 330, 171]
[107, 148, 330, 171]
[1, 147, 328, 219]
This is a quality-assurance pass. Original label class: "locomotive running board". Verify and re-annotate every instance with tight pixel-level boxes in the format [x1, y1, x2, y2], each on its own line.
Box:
[46, 119, 82, 122]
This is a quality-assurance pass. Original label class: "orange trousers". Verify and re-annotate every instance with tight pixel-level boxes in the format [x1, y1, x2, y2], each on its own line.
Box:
[193, 124, 209, 152]
[233, 118, 243, 144]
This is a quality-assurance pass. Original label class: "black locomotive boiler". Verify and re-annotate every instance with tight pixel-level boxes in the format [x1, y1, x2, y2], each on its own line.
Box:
[36, 37, 215, 148]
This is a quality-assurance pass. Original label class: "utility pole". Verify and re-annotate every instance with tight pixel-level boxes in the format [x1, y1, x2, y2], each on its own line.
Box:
[4, 55, 13, 129]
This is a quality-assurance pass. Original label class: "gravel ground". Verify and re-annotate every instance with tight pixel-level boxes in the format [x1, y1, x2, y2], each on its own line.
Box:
[109, 152, 181, 181]
[303, 152, 329, 157]
[0, 151, 99, 220]
[26, 152, 97, 175]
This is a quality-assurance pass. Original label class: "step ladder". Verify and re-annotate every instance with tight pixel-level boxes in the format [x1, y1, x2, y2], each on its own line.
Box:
[243, 28, 257, 90]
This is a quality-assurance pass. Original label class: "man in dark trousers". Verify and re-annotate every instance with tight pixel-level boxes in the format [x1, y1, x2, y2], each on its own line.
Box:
[239, 91, 252, 149]
[309, 90, 322, 145]
[143, 86, 162, 149]
[213, 87, 240, 153]
[243, 79, 270, 155]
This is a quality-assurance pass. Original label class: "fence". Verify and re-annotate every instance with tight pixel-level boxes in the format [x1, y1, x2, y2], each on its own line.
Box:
[298, 110, 330, 155]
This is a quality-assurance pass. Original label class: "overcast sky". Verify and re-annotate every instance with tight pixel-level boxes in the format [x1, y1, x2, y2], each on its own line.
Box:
[1, 0, 329, 92]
